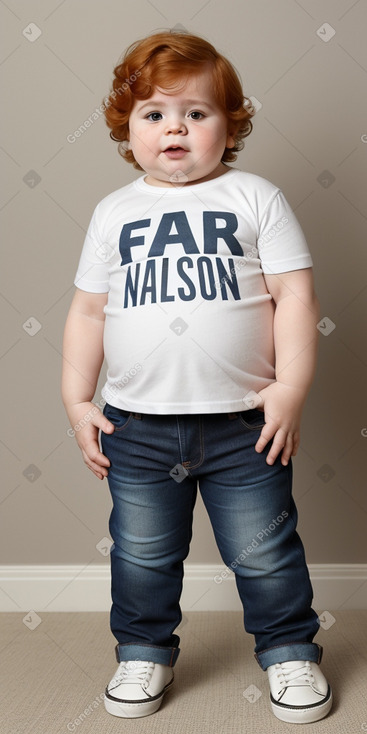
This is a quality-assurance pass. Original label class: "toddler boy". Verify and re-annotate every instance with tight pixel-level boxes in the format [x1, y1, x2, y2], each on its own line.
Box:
[62, 30, 332, 724]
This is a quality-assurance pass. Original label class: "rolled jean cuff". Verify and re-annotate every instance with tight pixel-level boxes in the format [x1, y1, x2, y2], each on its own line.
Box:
[115, 642, 180, 667]
[255, 642, 323, 671]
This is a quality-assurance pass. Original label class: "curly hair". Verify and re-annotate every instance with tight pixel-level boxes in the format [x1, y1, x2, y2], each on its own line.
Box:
[103, 31, 255, 170]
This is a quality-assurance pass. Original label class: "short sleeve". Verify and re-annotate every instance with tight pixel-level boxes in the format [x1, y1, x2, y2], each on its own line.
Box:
[74, 204, 110, 292]
[257, 190, 313, 274]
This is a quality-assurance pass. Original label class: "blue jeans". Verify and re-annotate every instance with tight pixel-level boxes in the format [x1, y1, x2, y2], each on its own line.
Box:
[101, 406, 322, 671]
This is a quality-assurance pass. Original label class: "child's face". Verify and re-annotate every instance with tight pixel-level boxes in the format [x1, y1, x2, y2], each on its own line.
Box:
[128, 67, 235, 187]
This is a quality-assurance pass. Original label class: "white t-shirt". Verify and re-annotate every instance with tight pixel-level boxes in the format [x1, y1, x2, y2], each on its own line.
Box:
[74, 168, 312, 414]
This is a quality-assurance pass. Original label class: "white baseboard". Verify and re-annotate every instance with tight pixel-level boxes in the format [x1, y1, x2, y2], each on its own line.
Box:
[0, 564, 366, 613]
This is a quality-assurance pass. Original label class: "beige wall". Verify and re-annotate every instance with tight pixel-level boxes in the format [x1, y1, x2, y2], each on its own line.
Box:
[1, 0, 366, 569]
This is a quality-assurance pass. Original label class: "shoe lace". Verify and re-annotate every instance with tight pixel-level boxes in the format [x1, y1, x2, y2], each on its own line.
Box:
[111, 661, 155, 690]
[275, 661, 314, 690]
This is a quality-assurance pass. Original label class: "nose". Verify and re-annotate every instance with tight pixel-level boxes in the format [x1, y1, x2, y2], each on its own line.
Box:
[165, 117, 187, 135]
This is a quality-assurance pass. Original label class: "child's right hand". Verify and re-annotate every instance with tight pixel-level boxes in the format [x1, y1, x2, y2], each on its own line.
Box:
[67, 402, 115, 480]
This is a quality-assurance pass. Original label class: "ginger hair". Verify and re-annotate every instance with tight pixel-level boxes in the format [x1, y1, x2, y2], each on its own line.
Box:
[104, 31, 255, 170]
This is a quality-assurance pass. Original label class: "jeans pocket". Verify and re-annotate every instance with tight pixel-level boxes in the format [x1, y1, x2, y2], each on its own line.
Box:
[239, 408, 266, 431]
[103, 402, 132, 432]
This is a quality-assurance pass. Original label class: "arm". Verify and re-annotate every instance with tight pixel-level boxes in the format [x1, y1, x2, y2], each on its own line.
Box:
[62, 288, 114, 479]
[255, 267, 320, 466]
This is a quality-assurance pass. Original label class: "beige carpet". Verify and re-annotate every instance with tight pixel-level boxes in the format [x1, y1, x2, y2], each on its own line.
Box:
[1, 611, 366, 733]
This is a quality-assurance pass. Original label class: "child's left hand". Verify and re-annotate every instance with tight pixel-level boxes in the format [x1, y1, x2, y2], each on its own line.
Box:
[254, 382, 306, 466]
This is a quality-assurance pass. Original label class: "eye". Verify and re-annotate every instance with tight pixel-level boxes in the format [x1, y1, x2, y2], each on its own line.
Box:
[188, 111, 204, 120]
[146, 112, 163, 122]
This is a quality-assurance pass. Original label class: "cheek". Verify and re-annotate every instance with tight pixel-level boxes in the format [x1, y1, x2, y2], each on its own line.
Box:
[130, 129, 154, 155]
[130, 126, 143, 143]
[196, 128, 228, 156]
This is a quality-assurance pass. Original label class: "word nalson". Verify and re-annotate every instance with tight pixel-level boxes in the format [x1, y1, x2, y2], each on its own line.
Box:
[119, 211, 248, 308]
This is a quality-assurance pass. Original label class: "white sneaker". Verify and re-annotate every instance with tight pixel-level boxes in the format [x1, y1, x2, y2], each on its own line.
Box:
[267, 660, 332, 724]
[104, 660, 174, 718]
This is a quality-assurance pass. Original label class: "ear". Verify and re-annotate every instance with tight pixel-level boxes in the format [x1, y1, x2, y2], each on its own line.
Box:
[226, 130, 236, 149]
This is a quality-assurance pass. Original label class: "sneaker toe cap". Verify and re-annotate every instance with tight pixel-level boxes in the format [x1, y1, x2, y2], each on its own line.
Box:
[107, 682, 149, 702]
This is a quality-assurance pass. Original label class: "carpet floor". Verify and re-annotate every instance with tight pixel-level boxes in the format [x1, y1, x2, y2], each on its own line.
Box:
[1, 611, 366, 733]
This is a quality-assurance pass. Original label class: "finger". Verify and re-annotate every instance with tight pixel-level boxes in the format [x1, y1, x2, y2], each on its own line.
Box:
[291, 432, 300, 457]
[255, 422, 277, 453]
[88, 463, 108, 480]
[280, 434, 295, 466]
[100, 418, 115, 434]
[82, 446, 110, 469]
[91, 411, 115, 434]
[84, 454, 109, 479]
[265, 429, 287, 465]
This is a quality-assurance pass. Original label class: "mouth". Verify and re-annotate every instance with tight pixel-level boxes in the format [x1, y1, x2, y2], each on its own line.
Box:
[163, 145, 188, 159]
[164, 144, 188, 151]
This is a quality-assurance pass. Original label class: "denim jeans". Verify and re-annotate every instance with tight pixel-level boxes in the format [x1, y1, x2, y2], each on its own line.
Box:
[101, 406, 322, 671]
